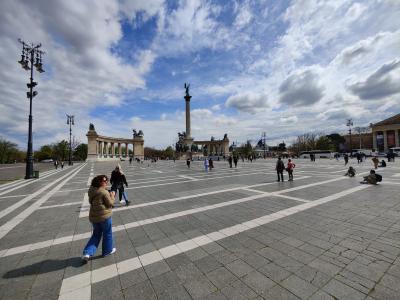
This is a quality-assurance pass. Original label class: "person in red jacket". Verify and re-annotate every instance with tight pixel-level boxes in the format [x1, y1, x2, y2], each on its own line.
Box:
[286, 159, 296, 181]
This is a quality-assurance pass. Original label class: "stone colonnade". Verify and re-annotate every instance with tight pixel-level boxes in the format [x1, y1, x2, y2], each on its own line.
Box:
[86, 125, 144, 161]
[194, 140, 230, 156]
[372, 128, 400, 152]
[371, 114, 400, 152]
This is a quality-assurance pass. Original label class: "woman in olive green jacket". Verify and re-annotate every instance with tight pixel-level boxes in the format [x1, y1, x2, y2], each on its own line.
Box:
[82, 175, 116, 261]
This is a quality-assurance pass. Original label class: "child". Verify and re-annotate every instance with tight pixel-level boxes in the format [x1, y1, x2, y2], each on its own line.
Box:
[344, 166, 356, 177]
[286, 159, 296, 181]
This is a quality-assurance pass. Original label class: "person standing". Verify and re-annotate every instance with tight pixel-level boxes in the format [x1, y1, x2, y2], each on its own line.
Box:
[372, 156, 379, 169]
[276, 157, 285, 182]
[61, 161, 64, 169]
[129, 157, 132, 165]
[209, 157, 214, 170]
[286, 159, 296, 181]
[110, 165, 130, 205]
[82, 175, 116, 262]
[186, 158, 191, 168]
[204, 158, 209, 172]
[54, 160, 58, 169]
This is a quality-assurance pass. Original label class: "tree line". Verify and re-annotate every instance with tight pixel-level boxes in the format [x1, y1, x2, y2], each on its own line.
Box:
[0, 137, 88, 163]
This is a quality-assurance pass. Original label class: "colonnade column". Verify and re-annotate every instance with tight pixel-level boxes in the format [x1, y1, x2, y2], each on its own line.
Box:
[373, 132, 377, 151]
[383, 131, 388, 152]
[125, 143, 129, 157]
[395, 130, 399, 147]
[111, 143, 115, 158]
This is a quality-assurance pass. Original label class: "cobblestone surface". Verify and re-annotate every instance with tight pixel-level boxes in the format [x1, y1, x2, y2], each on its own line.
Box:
[0, 158, 399, 299]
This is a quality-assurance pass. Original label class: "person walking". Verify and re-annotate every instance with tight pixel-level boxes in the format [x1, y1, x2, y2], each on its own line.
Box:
[82, 175, 116, 262]
[129, 157, 132, 165]
[286, 159, 296, 181]
[61, 161, 64, 169]
[110, 165, 130, 205]
[233, 156, 238, 168]
[54, 160, 58, 169]
[276, 157, 285, 182]
[228, 156, 233, 168]
[209, 157, 214, 170]
[372, 156, 379, 169]
[344, 154, 349, 166]
[204, 158, 209, 172]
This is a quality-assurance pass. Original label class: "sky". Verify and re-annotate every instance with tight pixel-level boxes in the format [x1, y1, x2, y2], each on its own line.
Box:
[0, 0, 399, 150]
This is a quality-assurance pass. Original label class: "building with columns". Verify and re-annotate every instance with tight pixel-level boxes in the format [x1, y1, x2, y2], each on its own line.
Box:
[86, 124, 144, 161]
[371, 113, 400, 152]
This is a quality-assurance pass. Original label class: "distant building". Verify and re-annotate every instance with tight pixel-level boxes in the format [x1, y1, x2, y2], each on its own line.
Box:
[371, 113, 400, 152]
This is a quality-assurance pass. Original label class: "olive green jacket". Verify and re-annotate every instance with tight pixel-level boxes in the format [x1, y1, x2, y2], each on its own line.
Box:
[88, 186, 115, 223]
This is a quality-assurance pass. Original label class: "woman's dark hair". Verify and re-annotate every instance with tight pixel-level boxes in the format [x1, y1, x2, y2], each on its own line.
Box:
[91, 175, 108, 188]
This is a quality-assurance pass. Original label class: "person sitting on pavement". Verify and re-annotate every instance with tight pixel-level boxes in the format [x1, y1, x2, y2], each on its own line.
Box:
[360, 170, 382, 185]
[378, 160, 386, 168]
[344, 166, 356, 177]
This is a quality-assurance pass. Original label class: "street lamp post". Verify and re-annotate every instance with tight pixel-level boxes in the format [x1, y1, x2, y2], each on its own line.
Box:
[66, 115, 75, 166]
[346, 119, 353, 156]
[18, 39, 45, 179]
[262, 132, 266, 159]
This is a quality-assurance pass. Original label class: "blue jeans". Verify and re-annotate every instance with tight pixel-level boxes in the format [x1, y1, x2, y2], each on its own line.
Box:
[83, 217, 114, 256]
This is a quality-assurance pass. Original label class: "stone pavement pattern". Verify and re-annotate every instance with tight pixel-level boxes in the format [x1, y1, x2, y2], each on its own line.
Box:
[0, 158, 399, 299]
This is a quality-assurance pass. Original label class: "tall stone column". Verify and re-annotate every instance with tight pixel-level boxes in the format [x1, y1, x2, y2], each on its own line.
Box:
[185, 95, 192, 138]
[395, 130, 399, 147]
[372, 132, 377, 151]
[111, 143, 115, 158]
[383, 131, 388, 152]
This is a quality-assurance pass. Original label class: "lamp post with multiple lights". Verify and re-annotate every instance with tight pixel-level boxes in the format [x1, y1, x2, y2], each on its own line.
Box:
[346, 119, 353, 156]
[66, 115, 74, 166]
[18, 39, 45, 179]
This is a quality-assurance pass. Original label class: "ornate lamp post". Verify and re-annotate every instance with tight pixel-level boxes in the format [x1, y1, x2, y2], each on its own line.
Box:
[18, 39, 45, 179]
[67, 115, 74, 165]
[346, 119, 353, 156]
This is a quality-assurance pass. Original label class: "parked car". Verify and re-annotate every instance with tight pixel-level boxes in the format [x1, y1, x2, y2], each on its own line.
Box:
[40, 159, 53, 163]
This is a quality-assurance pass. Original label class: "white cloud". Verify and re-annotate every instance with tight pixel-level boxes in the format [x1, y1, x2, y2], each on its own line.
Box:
[225, 92, 269, 114]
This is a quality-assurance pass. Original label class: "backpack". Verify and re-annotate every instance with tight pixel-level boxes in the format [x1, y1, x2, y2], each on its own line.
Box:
[375, 174, 382, 182]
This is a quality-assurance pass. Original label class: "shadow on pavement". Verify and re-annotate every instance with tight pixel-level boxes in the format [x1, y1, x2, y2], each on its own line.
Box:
[3, 255, 103, 278]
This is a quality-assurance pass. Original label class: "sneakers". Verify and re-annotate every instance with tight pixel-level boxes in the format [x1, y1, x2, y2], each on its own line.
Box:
[82, 254, 90, 263]
[103, 247, 116, 257]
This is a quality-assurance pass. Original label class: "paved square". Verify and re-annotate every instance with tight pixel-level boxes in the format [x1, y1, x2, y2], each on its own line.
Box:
[0, 158, 399, 299]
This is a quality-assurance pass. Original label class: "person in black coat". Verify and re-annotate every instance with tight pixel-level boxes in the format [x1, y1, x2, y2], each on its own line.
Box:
[110, 165, 130, 205]
[275, 157, 285, 182]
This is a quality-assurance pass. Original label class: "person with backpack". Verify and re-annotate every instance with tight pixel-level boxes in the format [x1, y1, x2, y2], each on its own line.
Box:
[286, 159, 296, 181]
[110, 165, 130, 206]
[276, 157, 285, 182]
[360, 169, 382, 185]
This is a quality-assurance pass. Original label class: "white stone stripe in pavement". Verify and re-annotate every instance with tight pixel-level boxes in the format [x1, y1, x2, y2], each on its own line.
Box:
[37, 201, 83, 210]
[79, 193, 89, 218]
[0, 168, 66, 196]
[88, 172, 371, 218]
[59, 170, 278, 194]
[0, 194, 29, 200]
[178, 175, 198, 181]
[0, 176, 310, 257]
[58, 184, 371, 299]
[79, 175, 311, 218]
[0, 167, 81, 220]
[0, 164, 86, 240]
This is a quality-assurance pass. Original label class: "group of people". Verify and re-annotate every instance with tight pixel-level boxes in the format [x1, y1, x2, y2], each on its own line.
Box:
[82, 152, 392, 263]
[275, 157, 296, 182]
[54, 160, 65, 169]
